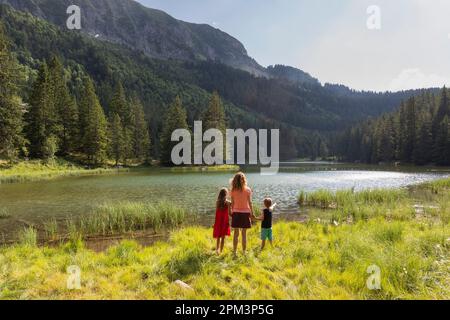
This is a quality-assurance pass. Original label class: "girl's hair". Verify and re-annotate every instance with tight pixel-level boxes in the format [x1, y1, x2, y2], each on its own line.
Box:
[231, 172, 247, 192]
[217, 188, 228, 210]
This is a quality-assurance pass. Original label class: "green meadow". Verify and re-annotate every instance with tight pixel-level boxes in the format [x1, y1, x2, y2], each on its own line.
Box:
[0, 178, 449, 300]
[0, 160, 122, 184]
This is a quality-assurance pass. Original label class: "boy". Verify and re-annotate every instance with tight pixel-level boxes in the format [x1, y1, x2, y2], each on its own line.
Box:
[257, 198, 276, 250]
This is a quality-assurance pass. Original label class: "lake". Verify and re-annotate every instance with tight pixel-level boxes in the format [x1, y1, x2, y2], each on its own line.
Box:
[1, 163, 449, 239]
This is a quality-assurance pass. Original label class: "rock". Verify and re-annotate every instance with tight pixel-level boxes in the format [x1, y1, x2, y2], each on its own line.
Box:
[174, 280, 194, 291]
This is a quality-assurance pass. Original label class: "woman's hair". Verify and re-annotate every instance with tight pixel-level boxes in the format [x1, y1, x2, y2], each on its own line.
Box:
[231, 172, 247, 192]
[216, 188, 228, 210]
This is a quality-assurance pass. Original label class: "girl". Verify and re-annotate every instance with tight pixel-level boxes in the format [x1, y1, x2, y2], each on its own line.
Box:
[230, 172, 255, 256]
[213, 188, 231, 255]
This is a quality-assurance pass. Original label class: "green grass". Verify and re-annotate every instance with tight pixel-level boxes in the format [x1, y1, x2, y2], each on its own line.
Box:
[0, 178, 448, 300]
[17, 227, 37, 247]
[299, 188, 408, 209]
[0, 218, 448, 299]
[24, 202, 188, 242]
[0, 209, 11, 219]
[169, 165, 240, 172]
[68, 201, 187, 238]
[0, 160, 123, 184]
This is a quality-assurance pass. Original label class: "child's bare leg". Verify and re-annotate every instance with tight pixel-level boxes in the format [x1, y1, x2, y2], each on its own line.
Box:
[216, 238, 220, 254]
[220, 237, 225, 253]
[241, 229, 247, 254]
[269, 240, 273, 247]
[233, 229, 239, 255]
[261, 239, 266, 250]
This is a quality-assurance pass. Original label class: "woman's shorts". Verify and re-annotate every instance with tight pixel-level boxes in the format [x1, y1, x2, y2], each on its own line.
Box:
[231, 212, 252, 229]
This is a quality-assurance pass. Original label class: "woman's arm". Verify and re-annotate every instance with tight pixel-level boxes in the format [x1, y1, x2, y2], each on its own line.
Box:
[228, 200, 232, 217]
[248, 192, 256, 219]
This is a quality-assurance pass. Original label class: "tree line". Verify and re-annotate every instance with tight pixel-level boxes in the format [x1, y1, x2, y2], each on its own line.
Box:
[0, 23, 148, 165]
[0, 22, 230, 166]
[336, 88, 450, 165]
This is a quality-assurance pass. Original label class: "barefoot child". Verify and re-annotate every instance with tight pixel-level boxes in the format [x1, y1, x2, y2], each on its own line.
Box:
[257, 198, 276, 250]
[213, 188, 231, 254]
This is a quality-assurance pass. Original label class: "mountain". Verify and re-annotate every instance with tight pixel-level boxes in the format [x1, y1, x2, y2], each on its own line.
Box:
[0, 0, 267, 76]
[266, 65, 320, 86]
[0, 3, 429, 160]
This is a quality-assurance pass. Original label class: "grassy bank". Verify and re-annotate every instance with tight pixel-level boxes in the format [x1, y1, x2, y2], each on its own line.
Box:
[0, 179, 448, 300]
[169, 165, 240, 172]
[0, 160, 125, 184]
[17, 201, 189, 244]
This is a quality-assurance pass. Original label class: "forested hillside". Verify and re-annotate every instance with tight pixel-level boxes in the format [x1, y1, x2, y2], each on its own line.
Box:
[0, 4, 437, 164]
[336, 89, 450, 165]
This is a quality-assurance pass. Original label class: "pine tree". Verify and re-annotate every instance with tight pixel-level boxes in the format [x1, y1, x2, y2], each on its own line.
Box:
[26, 62, 53, 158]
[433, 88, 450, 162]
[435, 87, 449, 123]
[79, 77, 108, 165]
[160, 96, 189, 166]
[110, 83, 131, 126]
[48, 56, 78, 155]
[413, 114, 433, 165]
[202, 92, 226, 133]
[202, 92, 227, 163]
[130, 97, 150, 162]
[379, 116, 396, 162]
[108, 113, 125, 166]
[434, 116, 449, 165]
[404, 97, 417, 162]
[121, 127, 133, 165]
[0, 22, 25, 160]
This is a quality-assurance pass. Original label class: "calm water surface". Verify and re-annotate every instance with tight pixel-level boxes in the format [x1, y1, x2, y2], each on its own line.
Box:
[0, 164, 449, 238]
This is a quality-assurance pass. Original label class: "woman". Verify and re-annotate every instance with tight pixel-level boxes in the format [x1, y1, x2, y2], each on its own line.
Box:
[230, 172, 255, 256]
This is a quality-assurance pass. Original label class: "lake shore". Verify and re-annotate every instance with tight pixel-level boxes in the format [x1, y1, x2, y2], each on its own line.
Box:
[0, 160, 243, 185]
[0, 160, 128, 185]
[0, 178, 448, 299]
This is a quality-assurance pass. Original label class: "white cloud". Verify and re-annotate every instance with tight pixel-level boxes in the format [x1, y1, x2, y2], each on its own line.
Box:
[389, 68, 450, 91]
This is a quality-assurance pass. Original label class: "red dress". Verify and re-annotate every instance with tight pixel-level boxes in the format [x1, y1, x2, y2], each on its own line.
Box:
[213, 204, 231, 238]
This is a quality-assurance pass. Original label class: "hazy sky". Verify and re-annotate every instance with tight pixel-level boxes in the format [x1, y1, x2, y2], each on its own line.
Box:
[138, 0, 450, 92]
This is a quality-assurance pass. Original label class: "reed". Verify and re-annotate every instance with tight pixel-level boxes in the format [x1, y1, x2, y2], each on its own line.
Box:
[0, 208, 11, 219]
[17, 227, 37, 247]
[299, 188, 408, 209]
[74, 201, 187, 236]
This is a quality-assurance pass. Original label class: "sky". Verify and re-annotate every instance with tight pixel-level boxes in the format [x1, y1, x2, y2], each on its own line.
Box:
[138, 0, 450, 92]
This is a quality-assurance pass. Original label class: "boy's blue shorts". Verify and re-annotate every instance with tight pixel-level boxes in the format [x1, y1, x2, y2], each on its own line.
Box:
[261, 228, 273, 241]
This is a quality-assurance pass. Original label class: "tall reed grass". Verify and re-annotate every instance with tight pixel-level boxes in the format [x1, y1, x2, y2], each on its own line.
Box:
[299, 188, 408, 209]
[75, 201, 187, 236]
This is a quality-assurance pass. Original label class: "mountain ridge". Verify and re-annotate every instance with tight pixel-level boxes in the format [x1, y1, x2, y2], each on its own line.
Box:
[0, 0, 270, 77]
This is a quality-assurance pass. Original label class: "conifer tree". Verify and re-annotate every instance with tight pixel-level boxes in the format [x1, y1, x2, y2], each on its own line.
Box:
[110, 83, 131, 126]
[48, 56, 78, 155]
[434, 116, 449, 165]
[26, 62, 53, 158]
[79, 77, 108, 165]
[160, 96, 189, 166]
[131, 97, 151, 162]
[413, 115, 433, 165]
[202, 92, 226, 133]
[108, 113, 125, 166]
[0, 23, 25, 160]
[202, 92, 227, 163]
